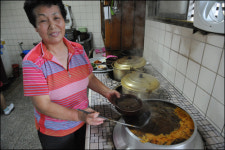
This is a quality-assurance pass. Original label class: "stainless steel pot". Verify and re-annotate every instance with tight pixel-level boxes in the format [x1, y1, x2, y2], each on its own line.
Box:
[113, 99, 204, 149]
[121, 72, 160, 100]
[112, 56, 146, 81]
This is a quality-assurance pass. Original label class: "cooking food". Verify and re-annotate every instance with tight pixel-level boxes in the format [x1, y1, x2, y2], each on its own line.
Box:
[117, 97, 141, 111]
[91, 63, 97, 70]
[97, 65, 107, 70]
[129, 107, 194, 145]
[94, 60, 102, 64]
[113, 100, 204, 149]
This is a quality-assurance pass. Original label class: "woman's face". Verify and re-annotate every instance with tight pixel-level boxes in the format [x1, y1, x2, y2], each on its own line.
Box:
[34, 5, 65, 45]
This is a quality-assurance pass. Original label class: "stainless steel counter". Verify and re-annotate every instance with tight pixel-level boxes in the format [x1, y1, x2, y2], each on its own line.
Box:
[85, 64, 224, 149]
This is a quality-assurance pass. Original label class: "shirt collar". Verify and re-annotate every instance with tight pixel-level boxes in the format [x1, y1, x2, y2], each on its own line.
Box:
[41, 37, 75, 60]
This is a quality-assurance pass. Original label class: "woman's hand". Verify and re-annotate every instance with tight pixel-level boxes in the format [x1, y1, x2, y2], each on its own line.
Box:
[104, 89, 120, 104]
[88, 73, 121, 104]
[78, 107, 105, 125]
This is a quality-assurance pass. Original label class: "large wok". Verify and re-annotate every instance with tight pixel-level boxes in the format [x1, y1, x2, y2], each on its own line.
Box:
[113, 99, 204, 149]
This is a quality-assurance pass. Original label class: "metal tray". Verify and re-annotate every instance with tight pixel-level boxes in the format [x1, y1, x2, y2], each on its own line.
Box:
[89, 57, 113, 73]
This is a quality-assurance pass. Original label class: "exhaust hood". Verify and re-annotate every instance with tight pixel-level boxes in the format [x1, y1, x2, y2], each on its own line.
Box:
[193, 1, 224, 34]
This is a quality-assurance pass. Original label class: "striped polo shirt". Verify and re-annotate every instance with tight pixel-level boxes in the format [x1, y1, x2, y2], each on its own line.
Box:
[22, 37, 92, 137]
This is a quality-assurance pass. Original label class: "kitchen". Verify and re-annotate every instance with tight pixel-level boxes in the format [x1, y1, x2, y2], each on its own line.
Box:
[0, 0, 224, 149]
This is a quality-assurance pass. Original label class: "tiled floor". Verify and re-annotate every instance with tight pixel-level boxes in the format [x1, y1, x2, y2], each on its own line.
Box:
[1, 75, 42, 149]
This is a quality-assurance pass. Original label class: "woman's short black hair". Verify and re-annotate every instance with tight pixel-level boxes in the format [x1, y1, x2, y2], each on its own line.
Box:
[24, 0, 67, 28]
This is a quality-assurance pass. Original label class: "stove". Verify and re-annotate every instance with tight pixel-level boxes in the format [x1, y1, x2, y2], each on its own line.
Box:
[86, 64, 224, 149]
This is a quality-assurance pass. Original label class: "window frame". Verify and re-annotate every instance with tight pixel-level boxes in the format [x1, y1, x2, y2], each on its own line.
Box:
[146, 0, 194, 28]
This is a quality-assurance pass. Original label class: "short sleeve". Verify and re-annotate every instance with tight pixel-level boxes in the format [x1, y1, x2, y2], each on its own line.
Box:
[83, 50, 93, 74]
[23, 60, 49, 96]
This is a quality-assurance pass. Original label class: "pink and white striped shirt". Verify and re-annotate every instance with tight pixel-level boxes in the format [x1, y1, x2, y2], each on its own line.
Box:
[23, 38, 92, 137]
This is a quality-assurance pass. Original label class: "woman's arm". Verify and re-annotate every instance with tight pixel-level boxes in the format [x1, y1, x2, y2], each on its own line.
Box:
[31, 95, 104, 125]
[88, 73, 120, 102]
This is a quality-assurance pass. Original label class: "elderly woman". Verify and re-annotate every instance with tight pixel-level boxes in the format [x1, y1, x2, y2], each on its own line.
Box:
[23, 0, 120, 149]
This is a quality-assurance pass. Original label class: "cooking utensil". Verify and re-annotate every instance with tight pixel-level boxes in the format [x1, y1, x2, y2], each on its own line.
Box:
[121, 72, 160, 100]
[113, 99, 204, 149]
[77, 109, 147, 128]
[112, 56, 146, 81]
[111, 94, 151, 128]
[111, 94, 143, 116]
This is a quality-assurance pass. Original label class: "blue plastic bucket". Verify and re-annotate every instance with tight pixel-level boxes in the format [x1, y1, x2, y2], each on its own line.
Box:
[23, 50, 30, 54]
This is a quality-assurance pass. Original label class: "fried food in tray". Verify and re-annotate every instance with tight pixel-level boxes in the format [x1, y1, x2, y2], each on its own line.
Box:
[94, 60, 102, 64]
[97, 65, 107, 70]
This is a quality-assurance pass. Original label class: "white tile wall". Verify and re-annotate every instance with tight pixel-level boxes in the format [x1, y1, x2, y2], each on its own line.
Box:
[193, 86, 211, 115]
[206, 33, 225, 48]
[164, 31, 172, 48]
[198, 66, 216, 94]
[0, 1, 104, 68]
[171, 34, 181, 52]
[158, 30, 165, 44]
[218, 51, 224, 77]
[180, 37, 191, 57]
[169, 50, 178, 68]
[190, 40, 205, 64]
[212, 75, 224, 105]
[174, 71, 185, 92]
[176, 54, 188, 75]
[186, 59, 200, 83]
[167, 64, 176, 83]
[181, 27, 193, 38]
[202, 44, 223, 72]
[206, 97, 225, 132]
[183, 78, 196, 102]
[192, 31, 207, 42]
[144, 19, 225, 135]
[163, 46, 170, 63]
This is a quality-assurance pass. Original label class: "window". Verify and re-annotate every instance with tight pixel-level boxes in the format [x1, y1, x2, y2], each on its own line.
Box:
[147, 1, 194, 27]
[147, 1, 193, 20]
[147, 0, 225, 28]
[156, 1, 190, 20]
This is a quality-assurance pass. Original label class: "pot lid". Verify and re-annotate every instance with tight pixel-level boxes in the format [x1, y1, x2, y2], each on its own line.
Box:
[121, 72, 160, 93]
[114, 56, 146, 70]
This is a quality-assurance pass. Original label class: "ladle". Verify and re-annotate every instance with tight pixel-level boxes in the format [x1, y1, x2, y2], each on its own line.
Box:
[78, 109, 149, 129]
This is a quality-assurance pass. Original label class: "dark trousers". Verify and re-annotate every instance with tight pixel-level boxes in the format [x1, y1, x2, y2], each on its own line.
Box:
[37, 125, 86, 149]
